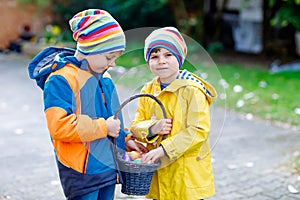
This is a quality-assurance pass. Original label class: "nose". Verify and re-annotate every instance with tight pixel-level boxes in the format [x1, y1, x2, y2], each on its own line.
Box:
[158, 56, 166, 65]
[108, 61, 116, 68]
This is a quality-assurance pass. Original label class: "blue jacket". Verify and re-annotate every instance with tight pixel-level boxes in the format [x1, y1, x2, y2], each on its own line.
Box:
[28, 47, 126, 198]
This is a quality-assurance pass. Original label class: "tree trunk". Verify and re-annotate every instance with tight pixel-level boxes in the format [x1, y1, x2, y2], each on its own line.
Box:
[212, 0, 228, 42]
[166, 0, 189, 34]
[187, 0, 205, 43]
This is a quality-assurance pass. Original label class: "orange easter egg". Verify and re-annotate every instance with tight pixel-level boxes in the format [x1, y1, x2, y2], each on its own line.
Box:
[128, 151, 140, 160]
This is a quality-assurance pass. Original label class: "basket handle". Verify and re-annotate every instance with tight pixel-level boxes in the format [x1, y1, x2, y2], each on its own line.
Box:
[114, 94, 167, 120]
[114, 93, 168, 141]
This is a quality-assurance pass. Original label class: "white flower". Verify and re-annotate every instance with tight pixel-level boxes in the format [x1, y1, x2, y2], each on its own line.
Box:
[201, 72, 208, 79]
[272, 93, 279, 100]
[244, 92, 255, 100]
[233, 85, 243, 93]
[245, 113, 253, 120]
[219, 93, 227, 100]
[294, 108, 300, 115]
[218, 79, 229, 89]
[227, 164, 238, 170]
[128, 67, 138, 75]
[259, 81, 267, 88]
[115, 66, 126, 74]
[236, 99, 245, 108]
[245, 162, 254, 168]
[288, 184, 299, 194]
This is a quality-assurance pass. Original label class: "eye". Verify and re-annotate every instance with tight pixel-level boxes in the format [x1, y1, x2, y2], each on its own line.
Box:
[106, 56, 113, 61]
[150, 55, 158, 59]
[166, 53, 173, 57]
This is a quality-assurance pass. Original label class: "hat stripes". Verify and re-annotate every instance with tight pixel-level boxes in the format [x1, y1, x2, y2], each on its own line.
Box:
[78, 28, 121, 44]
[144, 27, 187, 68]
[146, 40, 183, 65]
[69, 9, 125, 55]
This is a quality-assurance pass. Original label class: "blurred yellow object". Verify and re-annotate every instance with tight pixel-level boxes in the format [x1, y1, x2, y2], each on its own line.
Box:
[127, 151, 140, 160]
[52, 25, 61, 36]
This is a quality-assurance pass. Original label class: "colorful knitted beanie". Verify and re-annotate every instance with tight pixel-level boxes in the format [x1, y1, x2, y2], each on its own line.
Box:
[69, 9, 125, 55]
[144, 27, 187, 68]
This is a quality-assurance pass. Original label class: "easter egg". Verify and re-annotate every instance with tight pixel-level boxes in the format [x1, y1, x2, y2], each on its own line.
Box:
[132, 158, 142, 163]
[127, 151, 140, 160]
[122, 154, 131, 161]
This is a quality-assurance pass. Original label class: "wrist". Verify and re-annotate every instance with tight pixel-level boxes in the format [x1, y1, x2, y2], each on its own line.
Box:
[125, 133, 134, 143]
[160, 145, 168, 157]
[147, 127, 157, 140]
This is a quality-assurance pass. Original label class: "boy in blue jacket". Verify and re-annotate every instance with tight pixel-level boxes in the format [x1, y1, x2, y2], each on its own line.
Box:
[28, 9, 146, 200]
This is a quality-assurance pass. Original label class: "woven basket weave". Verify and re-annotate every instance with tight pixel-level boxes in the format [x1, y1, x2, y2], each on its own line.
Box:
[113, 94, 167, 196]
[117, 153, 160, 195]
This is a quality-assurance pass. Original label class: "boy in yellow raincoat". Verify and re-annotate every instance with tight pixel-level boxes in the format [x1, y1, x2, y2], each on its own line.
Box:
[130, 27, 217, 200]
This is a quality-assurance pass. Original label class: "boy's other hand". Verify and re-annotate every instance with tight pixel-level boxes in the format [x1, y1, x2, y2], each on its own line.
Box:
[126, 140, 149, 153]
[151, 118, 172, 135]
[141, 146, 165, 163]
[106, 116, 120, 138]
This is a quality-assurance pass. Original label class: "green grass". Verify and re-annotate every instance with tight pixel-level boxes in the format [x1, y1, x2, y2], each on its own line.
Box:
[115, 49, 300, 127]
[214, 64, 300, 127]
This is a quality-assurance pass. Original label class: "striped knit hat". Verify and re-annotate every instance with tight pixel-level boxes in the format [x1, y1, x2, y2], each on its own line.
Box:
[69, 9, 125, 55]
[144, 27, 187, 68]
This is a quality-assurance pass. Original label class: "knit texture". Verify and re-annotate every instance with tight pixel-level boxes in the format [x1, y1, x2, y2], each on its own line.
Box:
[144, 27, 187, 67]
[69, 9, 125, 55]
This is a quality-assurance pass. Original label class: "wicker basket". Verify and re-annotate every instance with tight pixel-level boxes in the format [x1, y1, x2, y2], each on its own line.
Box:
[113, 94, 167, 196]
[117, 153, 160, 195]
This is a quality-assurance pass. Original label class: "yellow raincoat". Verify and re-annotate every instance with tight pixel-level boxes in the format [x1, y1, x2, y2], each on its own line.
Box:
[130, 70, 217, 200]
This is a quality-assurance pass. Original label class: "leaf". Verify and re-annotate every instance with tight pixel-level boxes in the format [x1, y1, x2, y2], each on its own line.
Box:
[288, 184, 299, 194]
[227, 164, 238, 170]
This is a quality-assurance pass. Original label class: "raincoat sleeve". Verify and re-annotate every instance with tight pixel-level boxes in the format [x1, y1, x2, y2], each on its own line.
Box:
[161, 87, 211, 161]
[130, 93, 159, 143]
[44, 75, 108, 142]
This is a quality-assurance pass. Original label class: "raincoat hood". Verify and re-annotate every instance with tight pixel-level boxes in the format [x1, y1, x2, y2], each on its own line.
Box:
[28, 47, 76, 90]
[158, 69, 217, 104]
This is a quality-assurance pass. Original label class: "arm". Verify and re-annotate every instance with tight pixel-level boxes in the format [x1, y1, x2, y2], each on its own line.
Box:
[161, 87, 211, 161]
[44, 75, 108, 142]
[129, 91, 159, 143]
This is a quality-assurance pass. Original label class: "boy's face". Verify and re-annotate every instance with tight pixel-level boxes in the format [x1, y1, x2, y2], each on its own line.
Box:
[148, 48, 179, 84]
[86, 50, 123, 74]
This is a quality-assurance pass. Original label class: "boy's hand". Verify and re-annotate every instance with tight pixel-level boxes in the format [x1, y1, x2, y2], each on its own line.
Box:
[106, 116, 120, 138]
[126, 140, 149, 153]
[151, 118, 172, 135]
[141, 146, 165, 163]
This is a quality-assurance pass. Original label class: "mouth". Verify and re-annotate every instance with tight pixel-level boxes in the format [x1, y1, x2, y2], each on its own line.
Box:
[156, 67, 168, 70]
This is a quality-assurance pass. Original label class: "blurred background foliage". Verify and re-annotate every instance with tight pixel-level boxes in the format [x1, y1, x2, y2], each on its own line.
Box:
[15, 0, 300, 61]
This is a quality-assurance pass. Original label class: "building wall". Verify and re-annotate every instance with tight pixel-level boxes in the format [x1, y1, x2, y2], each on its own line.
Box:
[0, 0, 52, 49]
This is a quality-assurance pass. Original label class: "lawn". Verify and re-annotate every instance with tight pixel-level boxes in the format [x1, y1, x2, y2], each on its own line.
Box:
[114, 47, 300, 128]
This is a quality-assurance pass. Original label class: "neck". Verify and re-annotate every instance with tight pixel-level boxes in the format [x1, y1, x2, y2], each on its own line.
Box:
[159, 72, 179, 84]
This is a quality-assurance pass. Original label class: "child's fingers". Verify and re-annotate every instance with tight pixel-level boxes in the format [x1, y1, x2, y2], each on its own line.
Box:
[141, 154, 152, 163]
[166, 118, 172, 123]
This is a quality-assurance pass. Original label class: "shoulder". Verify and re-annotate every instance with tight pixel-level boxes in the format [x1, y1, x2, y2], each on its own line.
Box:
[179, 84, 207, 100]
[50, 63, 82, 81]
[140, 78, 157, 93]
